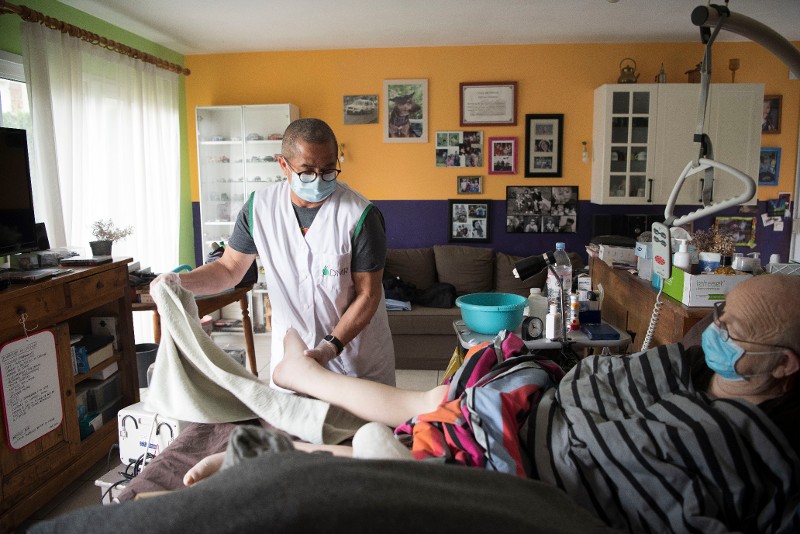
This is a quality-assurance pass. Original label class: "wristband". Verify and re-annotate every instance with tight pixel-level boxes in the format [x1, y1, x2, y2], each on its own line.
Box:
[323, 334, 344, 355]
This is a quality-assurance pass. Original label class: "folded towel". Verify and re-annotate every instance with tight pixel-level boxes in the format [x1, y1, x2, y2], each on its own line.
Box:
[385, 299, 411, 311]
[144, 280, 364, 444]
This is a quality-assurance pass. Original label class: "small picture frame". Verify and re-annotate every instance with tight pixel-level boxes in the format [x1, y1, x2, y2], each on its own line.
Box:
[435, 130, 483, 167]
[457, 175, 483, 194]
[758, 147, 781, 185]
[343, 95, 378, 125]
[715, 216, 757, 248]
[488, 137, 517, 175]
[762, 95, 781, 134]
[524, 114, 564, 178]
[505, 186, 577, 233]
[384, 79, 428, 143]
[459, 82, 517, 127]
[449, 199, 490, 243]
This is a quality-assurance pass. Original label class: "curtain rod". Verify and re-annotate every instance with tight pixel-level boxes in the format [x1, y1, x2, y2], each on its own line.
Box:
[0, 0, 190, 76]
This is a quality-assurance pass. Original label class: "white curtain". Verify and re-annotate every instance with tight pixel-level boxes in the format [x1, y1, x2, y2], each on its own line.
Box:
[20, 22, 180, 275]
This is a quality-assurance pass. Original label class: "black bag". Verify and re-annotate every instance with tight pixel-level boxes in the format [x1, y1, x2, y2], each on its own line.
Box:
[412, 282, 456, 309]
[383, 276, 416, 302]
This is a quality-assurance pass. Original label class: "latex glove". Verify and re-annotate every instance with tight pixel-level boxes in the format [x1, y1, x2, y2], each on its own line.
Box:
[304, 339, 338, 366]
[150, 271, 182, 292]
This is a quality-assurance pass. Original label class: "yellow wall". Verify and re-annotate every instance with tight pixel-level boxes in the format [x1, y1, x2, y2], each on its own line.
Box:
[185, 41, 798, 203]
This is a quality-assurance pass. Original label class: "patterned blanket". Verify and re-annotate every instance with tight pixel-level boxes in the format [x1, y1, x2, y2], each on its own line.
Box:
[530, 342, 800, 533]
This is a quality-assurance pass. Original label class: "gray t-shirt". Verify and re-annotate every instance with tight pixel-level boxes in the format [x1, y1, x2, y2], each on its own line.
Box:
[228, 195, 386, 272]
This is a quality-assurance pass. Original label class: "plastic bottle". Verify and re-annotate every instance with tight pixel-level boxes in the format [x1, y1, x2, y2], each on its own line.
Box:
[547, 242, 573, 304]
[673, 240, 691, 272]
[527, 288, 549, 323]
[748, 252, 763, 275]
[545, 303, 562, 341]
[569, 293, 581, 331]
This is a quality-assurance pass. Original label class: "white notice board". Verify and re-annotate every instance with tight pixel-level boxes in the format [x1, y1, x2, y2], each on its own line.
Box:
[0, 330, 63, 450]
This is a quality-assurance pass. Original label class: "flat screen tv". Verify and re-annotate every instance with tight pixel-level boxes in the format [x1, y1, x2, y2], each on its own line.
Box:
[0, 126, 38, 256]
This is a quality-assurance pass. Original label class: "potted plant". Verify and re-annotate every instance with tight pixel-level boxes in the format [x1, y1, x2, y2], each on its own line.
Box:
[90, 219, 133, 256]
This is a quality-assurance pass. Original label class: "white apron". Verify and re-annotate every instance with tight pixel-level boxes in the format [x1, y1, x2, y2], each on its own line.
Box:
[250, 181, 395, 389]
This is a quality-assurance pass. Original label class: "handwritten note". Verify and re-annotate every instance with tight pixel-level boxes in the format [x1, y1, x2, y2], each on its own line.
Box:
[1, 330, 63, 450]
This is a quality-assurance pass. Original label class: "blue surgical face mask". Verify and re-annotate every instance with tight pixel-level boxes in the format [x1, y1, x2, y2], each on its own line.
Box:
[289, 173, 337, 203]
[702, 322, 746, 381]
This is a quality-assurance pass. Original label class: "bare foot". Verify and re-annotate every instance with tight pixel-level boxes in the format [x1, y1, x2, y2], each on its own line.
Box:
[272, 328, 321, 393]
[183, 451, 225, 486]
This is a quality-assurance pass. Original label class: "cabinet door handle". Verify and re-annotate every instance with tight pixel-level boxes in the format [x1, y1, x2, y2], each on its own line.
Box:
[96, 281, 105, 290]
[698, 178, 704, 203]
[647, 178, 653, 203]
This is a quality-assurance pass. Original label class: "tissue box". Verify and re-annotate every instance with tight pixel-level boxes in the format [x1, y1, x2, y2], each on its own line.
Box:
[659, 267, 750, 307]
[634, 242, 652, 259]
[598, 245, 636, 266]
[637, 256, 653, 281]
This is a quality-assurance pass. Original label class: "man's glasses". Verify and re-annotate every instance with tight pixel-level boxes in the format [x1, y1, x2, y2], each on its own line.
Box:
[712, 301, 790, 353]
[281, 156, 340, 183]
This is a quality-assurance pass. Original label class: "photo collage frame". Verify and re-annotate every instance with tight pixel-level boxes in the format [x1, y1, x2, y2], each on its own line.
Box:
[506, 186, 578, 233]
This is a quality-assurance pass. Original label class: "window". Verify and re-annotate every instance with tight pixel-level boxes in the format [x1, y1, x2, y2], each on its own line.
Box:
[0, 51, 31, 130]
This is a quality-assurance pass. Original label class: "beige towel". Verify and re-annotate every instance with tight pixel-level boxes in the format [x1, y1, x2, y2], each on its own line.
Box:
[144, 280, 363, 444]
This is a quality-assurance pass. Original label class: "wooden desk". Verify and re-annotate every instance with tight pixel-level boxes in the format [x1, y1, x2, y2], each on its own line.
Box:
[590, 256, 711, 349]
[0, 260, 136, 530]
[132, 286, 258, 376]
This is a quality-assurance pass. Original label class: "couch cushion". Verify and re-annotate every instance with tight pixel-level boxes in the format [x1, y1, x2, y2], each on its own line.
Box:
[493, 252, 547, 297]
[385, 247, 436, 290]
[433, 245, 493, 296]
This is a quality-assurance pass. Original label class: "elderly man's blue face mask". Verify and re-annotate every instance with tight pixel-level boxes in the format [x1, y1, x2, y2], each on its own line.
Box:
[702, 323, 746, 381]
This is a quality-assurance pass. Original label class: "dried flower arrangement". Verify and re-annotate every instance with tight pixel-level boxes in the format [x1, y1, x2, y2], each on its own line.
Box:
[692, 228, 735, 256]
[91, 219, 133, 243]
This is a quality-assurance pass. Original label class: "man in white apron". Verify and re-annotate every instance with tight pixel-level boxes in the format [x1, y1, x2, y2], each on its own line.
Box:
[163, 118, 395, 389]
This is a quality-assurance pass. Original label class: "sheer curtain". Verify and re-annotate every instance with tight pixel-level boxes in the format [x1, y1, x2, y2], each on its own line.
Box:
[21, 22, 181, 341]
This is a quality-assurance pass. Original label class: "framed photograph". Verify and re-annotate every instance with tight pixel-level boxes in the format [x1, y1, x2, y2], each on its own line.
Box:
[715, 216, 756, 248]
[459, 81, 517, 126]
[383, 79, 428, 143]
[488, 137, 517, 175]
[343, 94, 378, 125]
[762, 95, 781, 134]
[435, 130, 483, 167]
[457, 175, 482, 194]
[524, 114, 564, 178]
[505, 185, 577, 233]
[758, 147, 781, 185]
[449, 200, 490, 243]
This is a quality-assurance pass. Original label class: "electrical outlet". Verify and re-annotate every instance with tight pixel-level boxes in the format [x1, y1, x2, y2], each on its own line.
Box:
[651, 222, 672, 281]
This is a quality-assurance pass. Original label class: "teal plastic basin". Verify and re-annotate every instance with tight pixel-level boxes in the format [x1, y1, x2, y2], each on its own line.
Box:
[455, 292, 527, 335]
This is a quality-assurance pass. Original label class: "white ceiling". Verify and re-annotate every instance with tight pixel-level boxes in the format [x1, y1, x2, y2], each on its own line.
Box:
[59, 0, 800, 56]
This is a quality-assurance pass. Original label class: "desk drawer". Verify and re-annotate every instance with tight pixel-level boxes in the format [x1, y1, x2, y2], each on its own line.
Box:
[0, 288, 66, 330]
[67, 269, 126, 304]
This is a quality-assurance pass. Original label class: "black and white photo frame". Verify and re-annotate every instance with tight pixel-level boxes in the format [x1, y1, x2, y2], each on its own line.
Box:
[505, 185, 577, 233]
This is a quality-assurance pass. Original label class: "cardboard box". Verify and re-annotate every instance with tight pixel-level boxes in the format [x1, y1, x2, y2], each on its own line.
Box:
[637, 256, 653, 281]
[659, 267, 750, 307]
[598, 245, 636, 266]
[576, 273, 592, 291]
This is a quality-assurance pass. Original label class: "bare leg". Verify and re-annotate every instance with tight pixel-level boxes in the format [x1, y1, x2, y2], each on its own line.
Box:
[274, 328, 447, 428]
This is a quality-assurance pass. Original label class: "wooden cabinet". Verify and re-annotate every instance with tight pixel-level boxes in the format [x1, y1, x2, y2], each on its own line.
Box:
[0, 260, 137, 530]
[592, 83, 762, 206]
[590, 256, 711, 349]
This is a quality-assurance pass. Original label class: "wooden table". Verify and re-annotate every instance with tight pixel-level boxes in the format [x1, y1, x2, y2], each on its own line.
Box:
[589, 256, 711, 349]
[132, 285, 258, 376]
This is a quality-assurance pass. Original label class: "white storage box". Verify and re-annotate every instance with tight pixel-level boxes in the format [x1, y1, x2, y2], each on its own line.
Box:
[117, 402, 190, 464]
[598, 245, 636, 266]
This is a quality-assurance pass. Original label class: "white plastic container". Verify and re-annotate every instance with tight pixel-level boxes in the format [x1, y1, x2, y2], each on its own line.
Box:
[547, 242, 572, 304]
[673, 240, 691, 272]
[527, 287, 549, 324]
[545, 303, 562, 340]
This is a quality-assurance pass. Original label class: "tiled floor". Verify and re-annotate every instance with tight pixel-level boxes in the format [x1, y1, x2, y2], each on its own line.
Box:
[19, 331, 441, 530]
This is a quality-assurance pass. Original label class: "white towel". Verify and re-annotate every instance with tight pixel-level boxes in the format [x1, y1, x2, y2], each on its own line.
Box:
[144, 280, 363, 444]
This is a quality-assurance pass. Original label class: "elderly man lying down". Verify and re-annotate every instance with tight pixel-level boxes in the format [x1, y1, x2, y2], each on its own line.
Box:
[180, 273, 800, 533]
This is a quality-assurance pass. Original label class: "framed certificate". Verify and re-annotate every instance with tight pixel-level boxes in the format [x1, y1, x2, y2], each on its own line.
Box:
[460, 82, 517, 127]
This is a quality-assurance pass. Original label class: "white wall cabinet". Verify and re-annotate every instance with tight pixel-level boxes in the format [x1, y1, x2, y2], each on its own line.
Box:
[196, 104, 300, 259]
[196, 104, 299, 334]
[591, 83, 762, 206]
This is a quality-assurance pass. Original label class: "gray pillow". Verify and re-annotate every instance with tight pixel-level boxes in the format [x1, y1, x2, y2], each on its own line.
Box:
[433, 245, 493, 296]
[385, 248, 436, 290]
